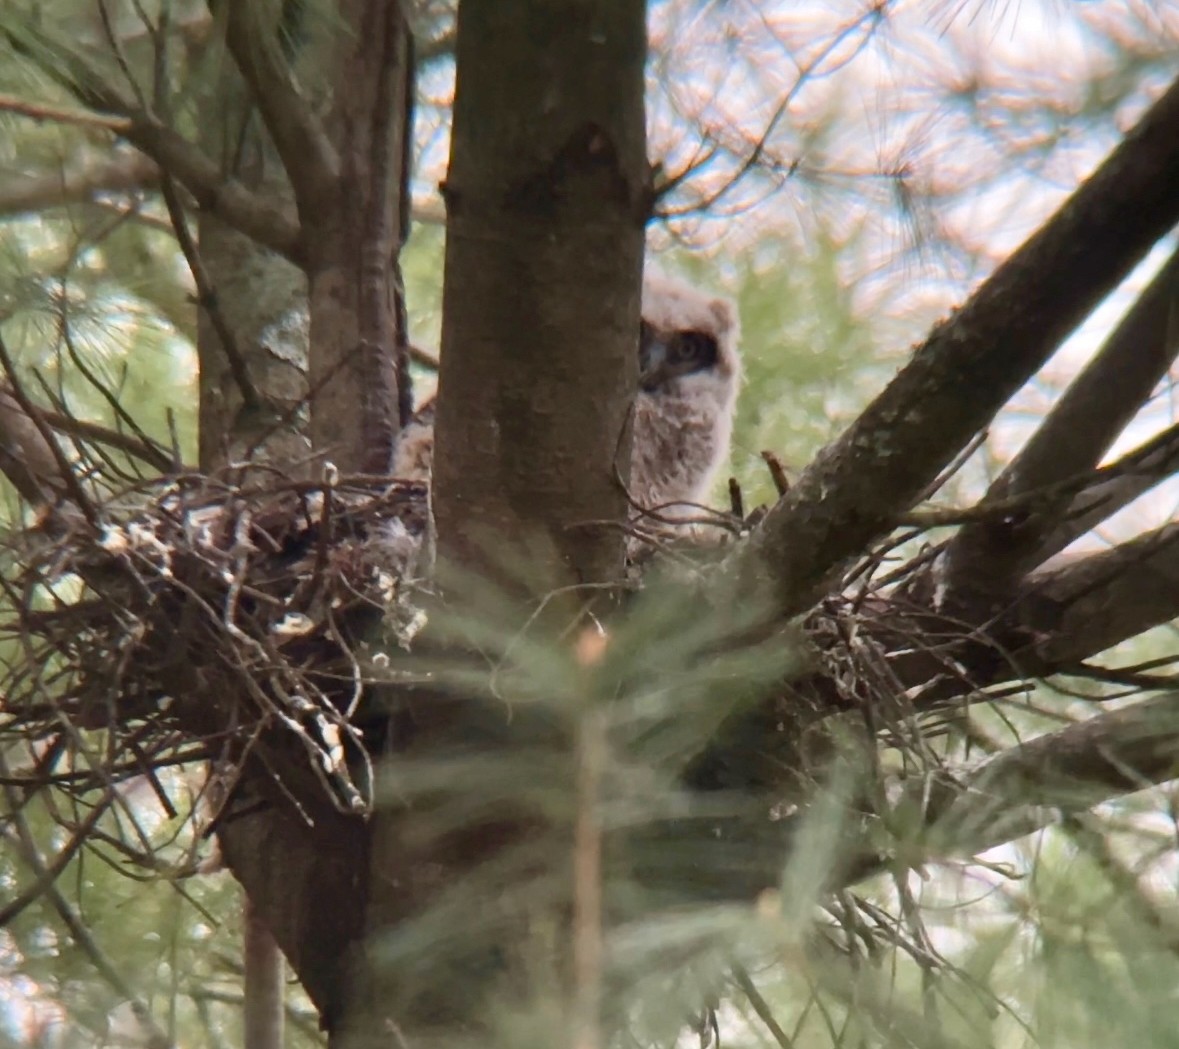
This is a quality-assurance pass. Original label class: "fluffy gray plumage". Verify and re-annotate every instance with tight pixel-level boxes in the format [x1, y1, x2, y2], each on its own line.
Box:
[392, 268, 741, 520]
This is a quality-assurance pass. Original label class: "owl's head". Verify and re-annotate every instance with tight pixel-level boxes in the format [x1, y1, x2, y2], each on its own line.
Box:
[638, 268, 741, 398]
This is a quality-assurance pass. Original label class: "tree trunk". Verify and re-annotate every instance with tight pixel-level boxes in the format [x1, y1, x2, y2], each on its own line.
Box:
[433, 0, 649, 584]
[331, 2, 650, 1044]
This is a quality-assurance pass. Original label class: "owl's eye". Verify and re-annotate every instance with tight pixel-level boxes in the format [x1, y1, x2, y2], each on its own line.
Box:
[671, 331, 718, 369]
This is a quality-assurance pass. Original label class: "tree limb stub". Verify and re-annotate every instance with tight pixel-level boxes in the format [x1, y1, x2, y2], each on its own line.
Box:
[723, 72, 1179, 617]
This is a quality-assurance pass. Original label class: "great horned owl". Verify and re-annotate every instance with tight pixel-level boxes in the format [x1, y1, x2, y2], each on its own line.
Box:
[393, 267, 740, 524]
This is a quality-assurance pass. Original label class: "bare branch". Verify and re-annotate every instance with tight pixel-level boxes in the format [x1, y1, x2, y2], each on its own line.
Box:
[1016, 522, 1179, 672]
[1036, 420, 1179, 560]
[0, 787, 114, 927]
[215, 2, 339, 217]
[0, 24, 302, 261]
[38, 407, 175, 473]
[924, 689, 1179, 856]
[124, 115, 302, 263]
[158, 175, 259, 409]
[0, 151, 159, 218]
[0, 338, 97, 523]
[0, 91, 131, 132]
[416, 27, 456, 63]
[942, 243, 1179, 594]
[665, 690, 1179, 905]
[721, 72, 1179, 617]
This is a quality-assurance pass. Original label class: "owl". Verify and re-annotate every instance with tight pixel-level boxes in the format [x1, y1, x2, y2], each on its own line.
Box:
[392, 267, 741, 527]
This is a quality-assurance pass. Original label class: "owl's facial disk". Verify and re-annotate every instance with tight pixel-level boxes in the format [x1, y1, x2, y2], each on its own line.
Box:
[639, 321, 720, 392]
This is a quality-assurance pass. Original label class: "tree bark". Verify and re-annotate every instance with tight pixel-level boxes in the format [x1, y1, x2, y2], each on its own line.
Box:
[334, 1, 650, 1042]
[244, 898, 285, 1049]
[303, 0, 410, 475]
[433, 0, 649, 585]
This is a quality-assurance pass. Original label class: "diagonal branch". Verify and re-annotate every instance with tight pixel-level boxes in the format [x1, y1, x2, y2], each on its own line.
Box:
[721, 72, 1179, 617]
[215, 2, 339, 218]
[0, 338, 97, 523]
[923, 689, 1179, 856]
[653, 690, 1179, 905]
[1, 24, 302, 262]
[941, 243, 1179, 596]
[1035, 420, 1179, 562]
[121, 114, 302, 263]
[1014, 521, 1179, 673]
[38, 406, 175, 473]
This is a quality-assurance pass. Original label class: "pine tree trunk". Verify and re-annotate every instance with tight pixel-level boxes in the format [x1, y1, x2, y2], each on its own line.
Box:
[335, 2, 650, 1043]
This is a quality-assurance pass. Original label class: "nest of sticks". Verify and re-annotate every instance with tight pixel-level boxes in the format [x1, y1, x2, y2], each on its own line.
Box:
[0, 455, 968, 844]
[1, 471, 433, 821]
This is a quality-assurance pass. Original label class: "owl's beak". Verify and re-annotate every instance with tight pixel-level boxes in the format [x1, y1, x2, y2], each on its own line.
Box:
[639, 338, 669, 392]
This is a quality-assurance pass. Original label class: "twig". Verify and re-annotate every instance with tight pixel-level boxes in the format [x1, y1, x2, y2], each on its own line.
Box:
[0, 782, 173, 1049]
[760, 450, 790, 496]
[97, 0, 148, 109]
[728, 477, 745, 520]
[0, 152, 159, 218]
[0, 787, 114, 926]
[661, 3, 891, 219]
[731, 963, 795, 1049]
[408, 343, 440, 370]
[0, 91, 132, 132]
[37, 405, 174, 473]
[158, 173, 259, 408]
[0, 335, 98, 524]
[2, 21, 303, 260]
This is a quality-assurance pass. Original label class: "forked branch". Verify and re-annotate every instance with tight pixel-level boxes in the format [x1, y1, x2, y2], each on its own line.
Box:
[942, 243, 1179, 596]
[724, 72, 1179, 617]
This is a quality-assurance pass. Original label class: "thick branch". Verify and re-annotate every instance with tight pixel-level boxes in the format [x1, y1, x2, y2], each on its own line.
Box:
[722, 72, 1179, 616]
[1014, 522, 1179, 672]
[649, 690, 1179, 904]
[216, 2, 339, 218]
[924, 689, 1179, 854]
[125, 115, 301, 262]
[1036, 421, 1179, 561]
[942, 243, 1179, 597]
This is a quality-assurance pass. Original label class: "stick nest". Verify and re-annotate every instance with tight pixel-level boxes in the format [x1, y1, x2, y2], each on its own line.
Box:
[1, 473, 433, 817]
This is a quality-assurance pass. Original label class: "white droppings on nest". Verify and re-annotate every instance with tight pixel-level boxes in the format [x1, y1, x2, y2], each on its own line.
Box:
[374, 570, 396, 604]
[99, 525, 129, 554]
[395, 608, 428, 649]
[183, 504, 226, 551]
[318, 720, 344, 771]
[272, 612, 315, 639]
[366, 514, 431, 585]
